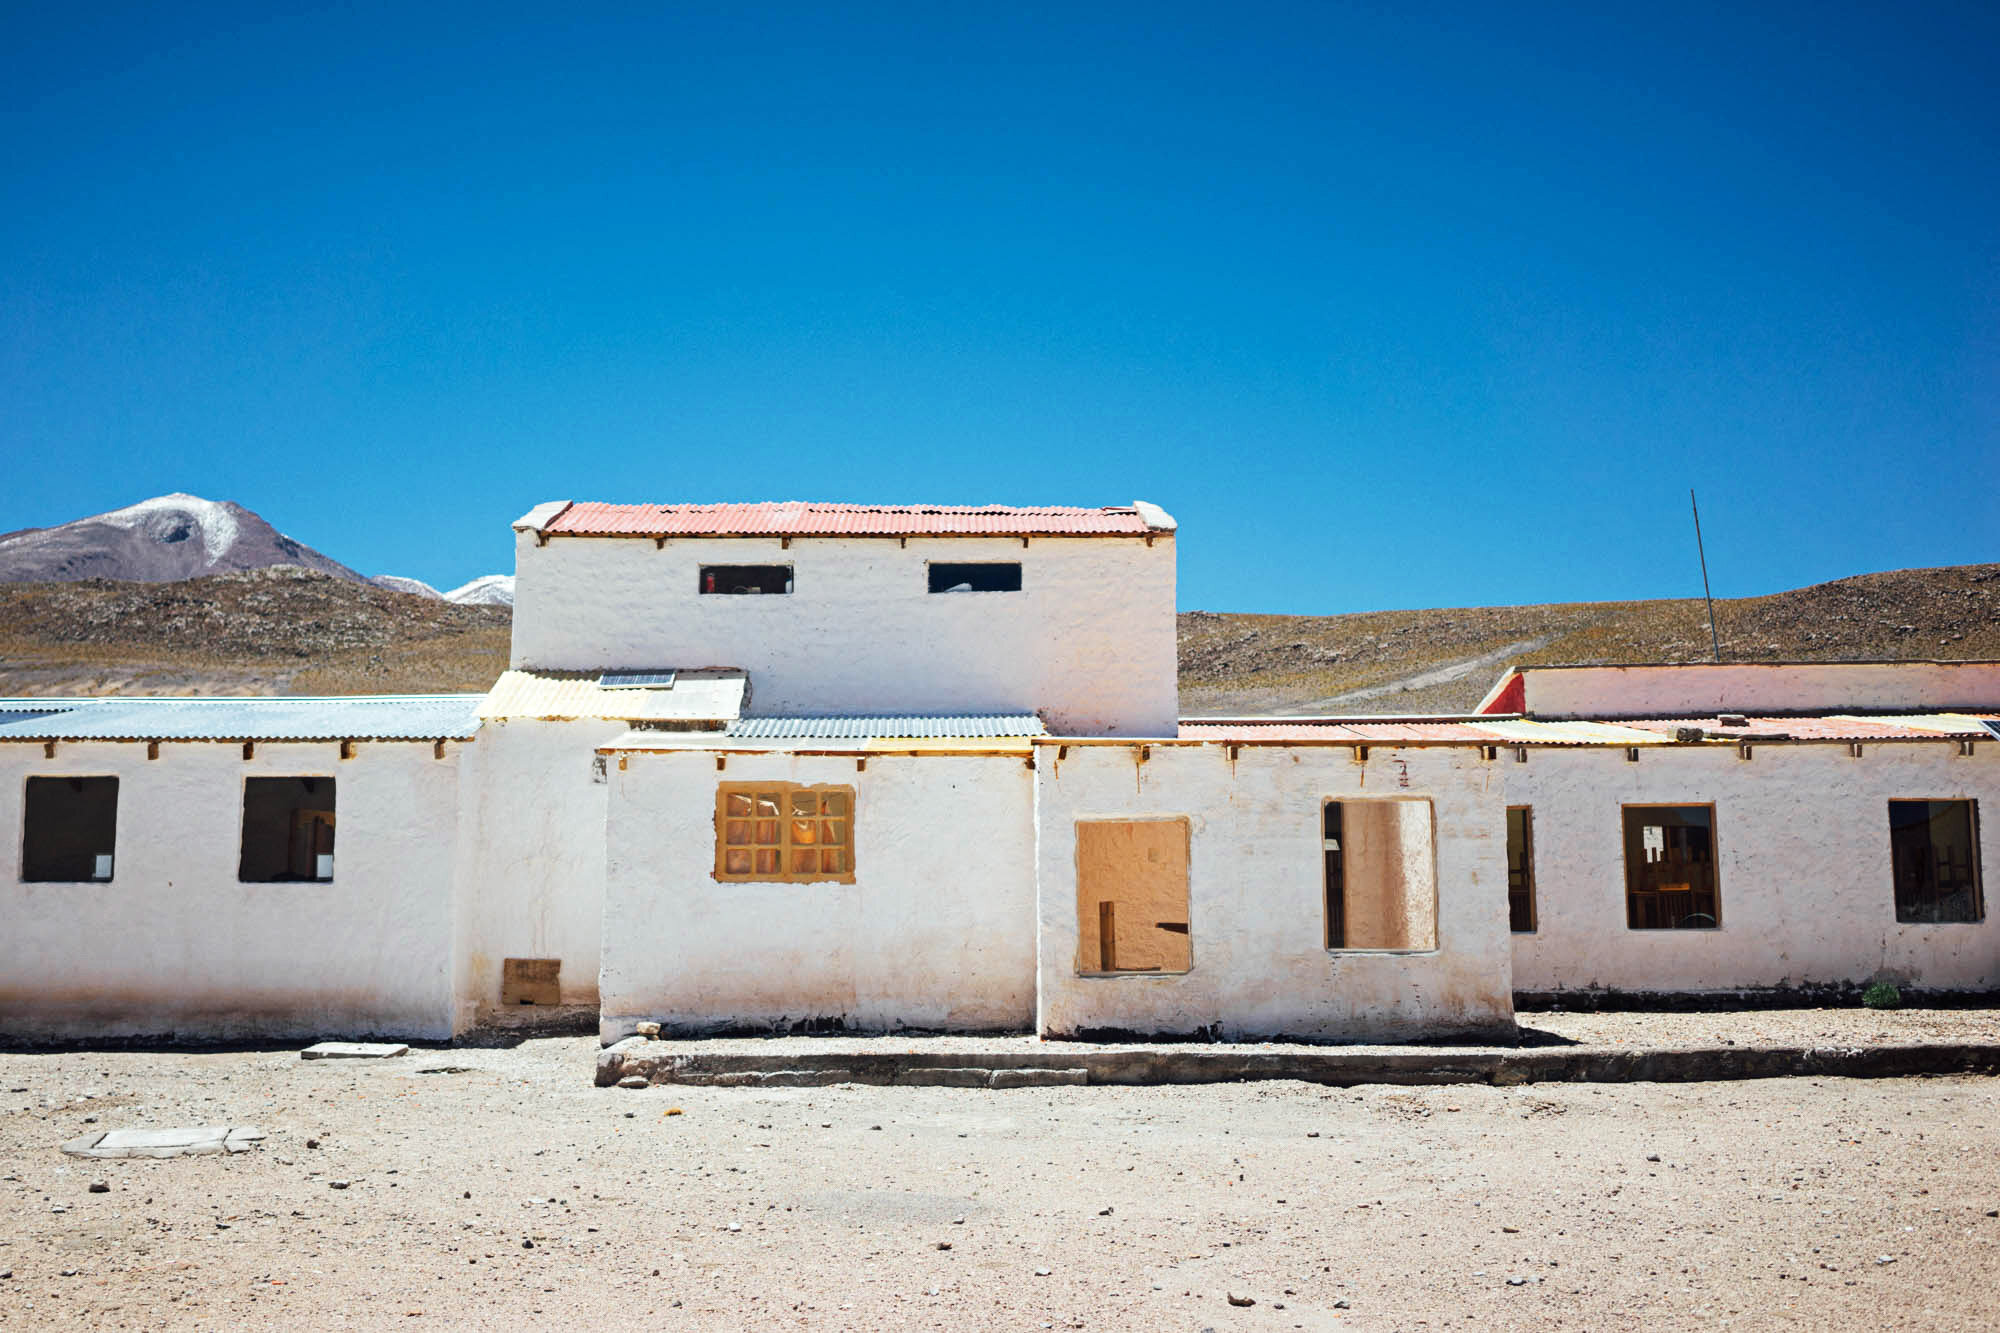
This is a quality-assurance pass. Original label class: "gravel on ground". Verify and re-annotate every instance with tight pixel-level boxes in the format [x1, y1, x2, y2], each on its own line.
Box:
[3, 1012, 1998, 1331]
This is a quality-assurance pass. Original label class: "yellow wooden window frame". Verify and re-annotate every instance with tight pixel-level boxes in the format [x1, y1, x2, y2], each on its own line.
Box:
[714, 782, 855, 884]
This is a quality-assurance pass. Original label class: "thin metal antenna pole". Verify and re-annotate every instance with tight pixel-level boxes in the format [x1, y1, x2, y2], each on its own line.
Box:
[1691, 488, 1721, 662]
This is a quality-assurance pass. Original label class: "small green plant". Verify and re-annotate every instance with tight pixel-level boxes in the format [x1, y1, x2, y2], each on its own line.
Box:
[1862, 981, 1902, 1010]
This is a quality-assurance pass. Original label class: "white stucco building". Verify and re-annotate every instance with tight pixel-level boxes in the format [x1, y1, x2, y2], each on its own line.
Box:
[1, 498, 1994, 1044]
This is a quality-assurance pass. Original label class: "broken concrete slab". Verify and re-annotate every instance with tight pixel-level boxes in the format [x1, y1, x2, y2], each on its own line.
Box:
[988, 1068, 1090, 1089]
[300, 1042, 410, 1060]
[62, 1126, 266, 1159]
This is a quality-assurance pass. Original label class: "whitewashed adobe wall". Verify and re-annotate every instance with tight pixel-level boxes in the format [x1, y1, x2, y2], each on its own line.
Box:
[598, 748, 1037, 1040]
[1035, 743, 1516, 1042]
[510, 533, 1178, 736]
[1515, 662, 2000, 719]
[0, 741, 463, 1041]
[1508, 743, 2000, 995]
[452, 719, 623, 1026]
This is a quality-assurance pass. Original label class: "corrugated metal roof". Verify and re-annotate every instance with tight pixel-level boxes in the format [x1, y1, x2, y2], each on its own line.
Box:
[544, 501, 1162, 538]
[0, 696, 483, 741]
[479, 669, 748, 723]
[1178, 712, 1990, 746]
[1614, 714, 1992, 742]
[727, 714, 1047, 739]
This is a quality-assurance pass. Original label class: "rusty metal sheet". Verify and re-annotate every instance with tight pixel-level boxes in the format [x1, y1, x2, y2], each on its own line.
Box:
[544, 501, 1158, 538]
[1614, 715, 1988, 742]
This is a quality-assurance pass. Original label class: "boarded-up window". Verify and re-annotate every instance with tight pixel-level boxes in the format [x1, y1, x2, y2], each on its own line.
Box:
[1890, 800, 1983, 923]
[1324, 799, 1438, 950]
[715, 783, 854, 883]
[501, 957, 562, 1005]
[1075, 818, 1190, 975]
[1623, 805, 1719, 929]
[239, 777, 336, 882]
[1506, 806, 1536, 933]
[21, 776, 119, 882]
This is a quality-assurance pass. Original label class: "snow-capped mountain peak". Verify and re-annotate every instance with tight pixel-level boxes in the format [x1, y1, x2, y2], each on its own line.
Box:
[0, 493, 364, 585]
[445, 574, 515, 606]
[92, 493, 243, 567]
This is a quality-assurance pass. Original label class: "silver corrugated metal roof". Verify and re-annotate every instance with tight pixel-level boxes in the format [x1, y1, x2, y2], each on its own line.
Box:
[478, 669, 748, 722]
[726, 714, 1047, 740]
[0, 695, 484, 741]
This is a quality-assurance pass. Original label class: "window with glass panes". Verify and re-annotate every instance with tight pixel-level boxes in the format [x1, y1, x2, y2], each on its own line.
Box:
[714, 784, 854, 883]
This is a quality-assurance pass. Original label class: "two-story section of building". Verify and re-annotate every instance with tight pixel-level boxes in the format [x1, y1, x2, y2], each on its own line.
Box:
[507, 499, 1181, 736]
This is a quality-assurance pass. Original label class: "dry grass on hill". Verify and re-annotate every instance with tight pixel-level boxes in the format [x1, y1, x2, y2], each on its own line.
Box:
[0, 561, 1994, 712]
[1179, 562, 2000, 715]
[0, 567, 510, 697]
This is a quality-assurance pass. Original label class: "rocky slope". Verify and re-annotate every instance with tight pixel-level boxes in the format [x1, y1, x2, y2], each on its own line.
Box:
[0, 560, 1991, 705]
[1180, 562, 2000, 715]
[0, 567, 509, 696]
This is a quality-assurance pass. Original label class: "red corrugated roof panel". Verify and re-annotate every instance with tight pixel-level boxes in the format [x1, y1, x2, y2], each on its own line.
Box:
[1615, 715, 1988, 742]
[545, 501, 1157, 538]
[1177, 720, 1517, 743]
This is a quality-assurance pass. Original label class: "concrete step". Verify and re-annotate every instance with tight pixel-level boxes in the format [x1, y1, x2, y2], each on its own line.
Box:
[596, 1037, 2000, 1089]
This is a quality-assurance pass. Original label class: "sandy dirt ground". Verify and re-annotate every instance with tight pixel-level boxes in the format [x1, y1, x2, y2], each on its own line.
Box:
[4, 1018, 1999, 1331]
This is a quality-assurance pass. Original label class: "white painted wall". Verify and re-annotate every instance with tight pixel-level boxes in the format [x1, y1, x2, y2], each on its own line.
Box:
[599, 748, 1038, 1040]
[1515, 662, 2000, 719]
[0, 740, 463, 1041]
[453, 719, 624, 1027]
[1034, 744, 1516, 1042]
[509, 533, 1179, 736]
[1509, 742, 2000, 994]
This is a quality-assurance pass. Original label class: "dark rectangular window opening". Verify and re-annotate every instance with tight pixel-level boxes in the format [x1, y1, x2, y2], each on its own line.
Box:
[1623, 805, 1719, 929]
[22, 776, 119, 882]
[1507, 806, 1537, 933]
[239, 777, 336, 882]
[699, 565, 792, 595]
[1890, 799, 1983, 923]
[928, 562, 1022, 593]
[1323, 802, 1345, 948]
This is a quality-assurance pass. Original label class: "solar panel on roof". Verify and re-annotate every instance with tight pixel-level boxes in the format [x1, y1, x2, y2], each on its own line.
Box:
[598, 671, 678, 690]
[1984, 720, 2000, 742]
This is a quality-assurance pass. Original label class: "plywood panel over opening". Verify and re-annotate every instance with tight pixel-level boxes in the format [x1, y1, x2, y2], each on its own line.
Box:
[1326, 798, 1438, 951]
[501, 957, 562, 1006]
[1075, 818, 1191, 975]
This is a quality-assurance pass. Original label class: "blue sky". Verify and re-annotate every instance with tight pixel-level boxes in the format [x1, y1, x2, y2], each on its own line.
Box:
[3, 3, 1994, 611]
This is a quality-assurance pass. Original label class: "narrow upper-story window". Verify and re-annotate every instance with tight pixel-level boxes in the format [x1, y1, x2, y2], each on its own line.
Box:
[699, 565, 791, 595]
[1889, 799, 1982, 923]
[928, 562, 1022, 593]
[239, 777, 336, 882]
[22, 776, 119, 882]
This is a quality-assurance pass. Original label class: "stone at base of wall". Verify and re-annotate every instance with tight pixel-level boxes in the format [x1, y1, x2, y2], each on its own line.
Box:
[1516, 986, 2000, 1013]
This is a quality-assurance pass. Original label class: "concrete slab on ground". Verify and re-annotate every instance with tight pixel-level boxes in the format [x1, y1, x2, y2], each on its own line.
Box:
[61, 1126, 266, 1158]
[300, 1042, 409, 1060]
[596, 1008, 2000, 1089]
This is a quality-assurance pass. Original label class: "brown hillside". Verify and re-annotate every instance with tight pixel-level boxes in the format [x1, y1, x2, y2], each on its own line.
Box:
[0, 567, 510, 696]
[0, 562, 1994, 711]
[1180, 563, 2000, 715]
